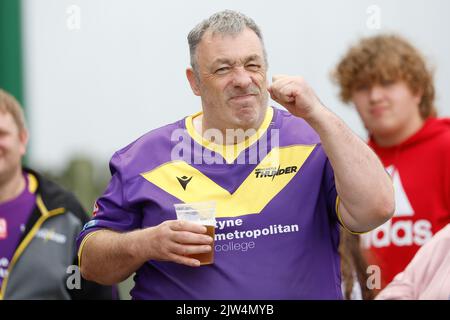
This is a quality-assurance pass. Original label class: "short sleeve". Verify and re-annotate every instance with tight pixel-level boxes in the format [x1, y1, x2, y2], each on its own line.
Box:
[323, 157, 371, 235]
[76, 152, 142, 251]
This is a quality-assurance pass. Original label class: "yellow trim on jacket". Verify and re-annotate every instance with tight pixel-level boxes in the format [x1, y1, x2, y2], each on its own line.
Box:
[0, 193, 65, 299]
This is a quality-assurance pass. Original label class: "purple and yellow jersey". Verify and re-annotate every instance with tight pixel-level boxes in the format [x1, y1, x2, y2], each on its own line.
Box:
[77, 107, 342, 299]
[0, 173, 37, 288]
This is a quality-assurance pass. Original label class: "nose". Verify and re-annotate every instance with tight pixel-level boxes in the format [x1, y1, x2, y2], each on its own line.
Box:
[231, 66, 252, 88]
[369, 84, 385, 103]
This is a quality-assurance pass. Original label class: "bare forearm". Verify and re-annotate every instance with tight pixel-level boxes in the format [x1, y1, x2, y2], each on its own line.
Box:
[79, 221, 214, 285]
[80, 229, 147, 285]
[305, 106, 394, 229]
[268, 75, 394, 231]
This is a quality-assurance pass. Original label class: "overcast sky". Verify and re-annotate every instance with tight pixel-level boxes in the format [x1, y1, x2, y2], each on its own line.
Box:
[22, 0, 450, 171]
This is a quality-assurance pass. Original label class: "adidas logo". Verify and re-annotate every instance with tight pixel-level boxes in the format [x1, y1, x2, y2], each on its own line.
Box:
[177, 176, 192, 190]
[386, 165, 414, 217]
[361, 166, 433, 248]
[361, 219, 433, 248]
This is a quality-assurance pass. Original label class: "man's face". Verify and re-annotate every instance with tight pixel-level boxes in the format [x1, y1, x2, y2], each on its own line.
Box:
[350, 80, 423, 140]
[0, 112, 27, 183]
[188, 28, 268, 130]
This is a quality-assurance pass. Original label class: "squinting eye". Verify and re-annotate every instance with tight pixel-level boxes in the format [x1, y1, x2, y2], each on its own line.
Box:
[246, 64, 260, 71]
[215, 67, 230, 74]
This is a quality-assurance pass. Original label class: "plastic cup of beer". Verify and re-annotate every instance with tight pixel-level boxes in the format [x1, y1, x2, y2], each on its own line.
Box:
[173, 201, 216, 265]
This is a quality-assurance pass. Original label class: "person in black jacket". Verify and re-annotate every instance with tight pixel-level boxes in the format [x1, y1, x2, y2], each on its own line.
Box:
[0, 88, 115, 299]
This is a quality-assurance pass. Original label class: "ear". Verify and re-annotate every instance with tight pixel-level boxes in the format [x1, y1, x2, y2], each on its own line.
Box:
[19, 129, 29, 156]
[186, 68, 201, 96]
[413, 87, 424, 106]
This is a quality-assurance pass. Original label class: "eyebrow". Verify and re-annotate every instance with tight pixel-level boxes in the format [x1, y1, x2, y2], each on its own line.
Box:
[211, 54, 263, 67]
[243, 54, 263, 63]
[211, 58, 234, 67]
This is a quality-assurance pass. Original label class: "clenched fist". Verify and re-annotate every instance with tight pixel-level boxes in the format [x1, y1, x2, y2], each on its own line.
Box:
[268, 75, 324, 120]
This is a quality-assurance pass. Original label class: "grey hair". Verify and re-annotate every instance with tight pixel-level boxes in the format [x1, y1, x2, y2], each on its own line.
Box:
[187, 10, 268, 75]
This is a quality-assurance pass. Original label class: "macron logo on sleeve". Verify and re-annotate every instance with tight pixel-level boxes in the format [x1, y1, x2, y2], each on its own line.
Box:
[82, 220, 98, 232]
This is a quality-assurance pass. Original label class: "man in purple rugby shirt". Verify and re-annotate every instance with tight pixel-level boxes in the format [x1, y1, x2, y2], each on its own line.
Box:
[77, 10, 394, 299]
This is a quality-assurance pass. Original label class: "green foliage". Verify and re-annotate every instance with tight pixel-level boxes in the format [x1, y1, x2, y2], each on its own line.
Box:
[40, 157, 109, 215]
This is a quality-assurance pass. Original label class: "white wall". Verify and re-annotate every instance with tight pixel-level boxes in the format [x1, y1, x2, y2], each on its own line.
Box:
[23, 0, 450, 170]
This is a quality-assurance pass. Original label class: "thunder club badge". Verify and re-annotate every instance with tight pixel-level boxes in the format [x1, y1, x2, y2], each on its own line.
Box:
[0, 218, 7, 239]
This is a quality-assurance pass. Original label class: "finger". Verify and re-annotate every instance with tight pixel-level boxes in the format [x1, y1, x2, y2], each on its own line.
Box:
[167, 253, 202, 267]
[270, 77, 294, 96]
[278, 83, 297, 103]
[172, 231, 214, 245]
[170, 220, 207, 234]
[270, 92, 296, 112]
[270, 82, 296, 104]
[272, 74, 290, 83]
[170, 243, 212, 256]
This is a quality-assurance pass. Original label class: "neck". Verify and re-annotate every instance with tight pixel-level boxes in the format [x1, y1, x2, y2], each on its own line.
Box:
[194, 107, 268, 146]
[0, 168, 26, 203]
[373, 115, 425, 147]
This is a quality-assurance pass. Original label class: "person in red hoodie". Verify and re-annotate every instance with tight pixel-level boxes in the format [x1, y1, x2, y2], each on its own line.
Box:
[333, 34, 450, 290]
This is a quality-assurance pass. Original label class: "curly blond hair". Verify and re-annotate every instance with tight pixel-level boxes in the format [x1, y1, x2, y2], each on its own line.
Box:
[332, 34, 436, 119]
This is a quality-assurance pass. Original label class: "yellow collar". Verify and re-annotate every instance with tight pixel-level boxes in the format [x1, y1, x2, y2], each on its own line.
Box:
[27, 173, 38, 194]
[185, 107, 274, 163]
